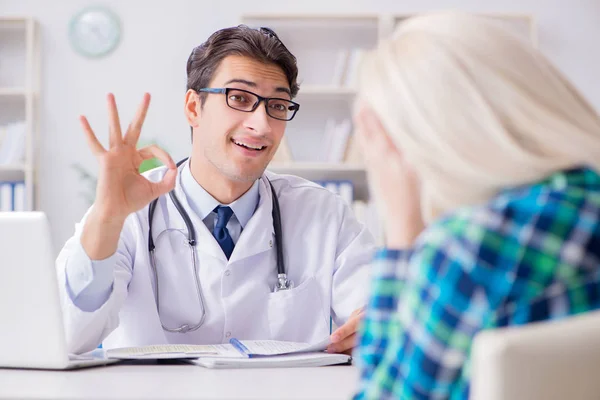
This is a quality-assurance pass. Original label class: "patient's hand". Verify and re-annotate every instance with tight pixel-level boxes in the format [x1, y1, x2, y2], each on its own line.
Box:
[354, 104, 425, 249]
[327, 307, 365, 355]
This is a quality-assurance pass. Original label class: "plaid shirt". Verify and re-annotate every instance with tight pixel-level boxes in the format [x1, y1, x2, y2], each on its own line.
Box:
[355, 168, 600, 400]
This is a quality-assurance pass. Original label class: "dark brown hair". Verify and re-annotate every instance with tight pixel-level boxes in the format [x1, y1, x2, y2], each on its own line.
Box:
[186, 25, 300, 140]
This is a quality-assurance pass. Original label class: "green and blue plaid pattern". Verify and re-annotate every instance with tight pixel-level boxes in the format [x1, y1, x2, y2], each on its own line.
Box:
[355, 168, 600, 400]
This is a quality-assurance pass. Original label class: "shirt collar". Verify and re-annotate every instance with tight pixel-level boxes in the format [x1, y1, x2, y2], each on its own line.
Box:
[180, 162, 260, 228]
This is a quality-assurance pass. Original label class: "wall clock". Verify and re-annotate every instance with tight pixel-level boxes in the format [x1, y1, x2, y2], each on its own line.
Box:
[69, 7, 121, 58]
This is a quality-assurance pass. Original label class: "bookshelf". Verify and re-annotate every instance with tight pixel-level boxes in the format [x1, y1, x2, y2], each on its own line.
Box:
[0, 17, 39, 211]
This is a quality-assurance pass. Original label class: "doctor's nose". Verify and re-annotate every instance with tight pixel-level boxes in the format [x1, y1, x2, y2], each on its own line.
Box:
[243, 101, 273, 135]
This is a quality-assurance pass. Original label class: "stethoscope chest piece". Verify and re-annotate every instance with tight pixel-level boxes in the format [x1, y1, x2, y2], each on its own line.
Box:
[273, 273, 294, 292]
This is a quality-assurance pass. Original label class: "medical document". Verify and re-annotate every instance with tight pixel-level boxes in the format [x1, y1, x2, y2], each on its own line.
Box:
[106, 343, 242, 359]
[230, 337, 331, 357]
[106, 337, 332, 360]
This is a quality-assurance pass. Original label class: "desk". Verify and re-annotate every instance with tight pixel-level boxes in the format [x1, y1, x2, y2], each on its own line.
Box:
[0, 362, 359, 399]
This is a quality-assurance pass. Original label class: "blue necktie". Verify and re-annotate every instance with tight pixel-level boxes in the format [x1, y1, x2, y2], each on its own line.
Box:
[213, 206, 235, 259]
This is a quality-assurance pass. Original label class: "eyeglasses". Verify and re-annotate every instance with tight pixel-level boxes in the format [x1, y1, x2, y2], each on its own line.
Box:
[198, 88, 300, 121]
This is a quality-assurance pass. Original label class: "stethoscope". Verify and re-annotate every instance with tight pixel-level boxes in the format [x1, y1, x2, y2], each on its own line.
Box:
[147, 158, 292, 334]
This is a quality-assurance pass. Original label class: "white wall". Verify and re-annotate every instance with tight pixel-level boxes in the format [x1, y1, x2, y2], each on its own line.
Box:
[1, 0, 600, 254]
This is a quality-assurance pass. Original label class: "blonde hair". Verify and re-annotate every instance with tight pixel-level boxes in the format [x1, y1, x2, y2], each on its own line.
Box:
[358, 12, 600, 222]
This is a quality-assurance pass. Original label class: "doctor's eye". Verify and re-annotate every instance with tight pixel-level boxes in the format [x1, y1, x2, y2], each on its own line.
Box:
[269, 102, 287, 112]
[228, 94, 250, 104]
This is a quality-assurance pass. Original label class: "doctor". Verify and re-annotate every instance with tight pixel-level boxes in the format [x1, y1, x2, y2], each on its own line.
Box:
[56, 25, 375, 355]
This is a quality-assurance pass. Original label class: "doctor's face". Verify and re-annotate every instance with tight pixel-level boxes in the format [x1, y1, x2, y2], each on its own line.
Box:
[186, 55, 290, 182]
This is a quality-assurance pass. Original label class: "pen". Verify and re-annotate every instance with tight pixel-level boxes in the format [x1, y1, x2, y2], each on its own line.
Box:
[229, 338, 252, 358]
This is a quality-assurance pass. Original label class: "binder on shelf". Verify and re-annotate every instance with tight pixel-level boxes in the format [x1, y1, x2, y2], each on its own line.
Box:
[320, 118, 337, 162]
[0, 181, 26, 212]
[321, 119, 352, 163]
[329, 119, 352, 163]
[0, 183, 11, 212]
[313, 180, 354, 206]
[0, 121, 26, 165]
[13, 182, 25, 211]
[343, 49, 365, 89]
[331, 50, 350, 86]
[343, 134, 364, 165]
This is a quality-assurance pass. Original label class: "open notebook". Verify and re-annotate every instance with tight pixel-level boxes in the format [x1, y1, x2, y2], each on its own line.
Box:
[106, 337, 351, 368]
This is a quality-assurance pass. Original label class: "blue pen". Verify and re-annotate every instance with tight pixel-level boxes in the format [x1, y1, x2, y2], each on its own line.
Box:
[229, 338, 252, 358]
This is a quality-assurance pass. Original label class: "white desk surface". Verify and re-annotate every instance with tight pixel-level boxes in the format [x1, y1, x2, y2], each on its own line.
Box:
[0, 362, 359, 400]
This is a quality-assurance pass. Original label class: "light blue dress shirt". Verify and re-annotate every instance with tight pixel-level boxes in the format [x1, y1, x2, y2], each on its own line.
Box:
[64, 163, 260, 312]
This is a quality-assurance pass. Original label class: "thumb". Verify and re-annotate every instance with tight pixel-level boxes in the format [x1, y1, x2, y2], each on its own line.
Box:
[150, 167, 177, 199]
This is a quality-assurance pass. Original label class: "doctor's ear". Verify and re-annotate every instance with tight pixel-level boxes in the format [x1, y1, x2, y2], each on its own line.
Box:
[184, 89, 202, 127]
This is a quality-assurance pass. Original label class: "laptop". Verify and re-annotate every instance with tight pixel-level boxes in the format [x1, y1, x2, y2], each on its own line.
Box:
[0, 212, 118, 369]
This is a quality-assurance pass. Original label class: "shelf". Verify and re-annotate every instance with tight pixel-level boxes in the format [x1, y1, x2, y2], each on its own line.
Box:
[242, 13, 380, 21]
[269, 162, 364, 172]
[0, 17, 31, 23]
[268, 162, 369, 201]
[0, 87, 26, 96]
[297, 85, 356, 96]
[0, 164, 28, 172]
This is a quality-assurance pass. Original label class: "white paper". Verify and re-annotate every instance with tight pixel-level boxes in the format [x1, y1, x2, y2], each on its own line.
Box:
[240, 336, 331, 356]
[106, 343, 241, 359]
[105, 337, 332, 360]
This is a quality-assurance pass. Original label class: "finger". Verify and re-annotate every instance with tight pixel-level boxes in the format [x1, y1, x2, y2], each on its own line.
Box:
[354, 115, 379, 164]
[149, 167, 177, 199]
[356, 107, 373, 138]
[362, 108, 401, 156]
[330, 314, 361, 343]
[124, 93, 151, 146]
[351, 306, 366, 318]
[107, 93, 123, 148]
[138, 144, 176, 169]
[327, 333, 357, 354]
[79, 116, 106, 156]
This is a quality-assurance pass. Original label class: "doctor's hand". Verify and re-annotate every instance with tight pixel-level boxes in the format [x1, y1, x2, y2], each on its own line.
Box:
[354, 104, 425, 249]
[79, 93, 177, 260]
[327, 307, 365, 355]
[80, 93, 177, 223]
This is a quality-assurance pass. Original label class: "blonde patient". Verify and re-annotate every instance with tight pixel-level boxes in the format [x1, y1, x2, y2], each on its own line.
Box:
[353, 12, 600, 399]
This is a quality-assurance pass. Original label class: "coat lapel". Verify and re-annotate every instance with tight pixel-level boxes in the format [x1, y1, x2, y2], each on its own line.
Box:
[229, 175, 276, 263]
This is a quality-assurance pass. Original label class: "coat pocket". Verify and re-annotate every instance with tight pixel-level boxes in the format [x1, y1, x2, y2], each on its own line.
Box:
[267, 276, 329, 343]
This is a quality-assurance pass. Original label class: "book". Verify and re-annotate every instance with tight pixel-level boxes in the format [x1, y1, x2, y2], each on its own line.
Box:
[0, 122, 26, 165]
[0, 181, 26, 211]
[328, 119, 352, 163]
[343, 134, 364, 164]
[0, 183, 12, 212]
[343, 49, 365, 88]
[320, 118, 337, 162]
[331, 49, 350, 86]
[12, 182, 25, 211]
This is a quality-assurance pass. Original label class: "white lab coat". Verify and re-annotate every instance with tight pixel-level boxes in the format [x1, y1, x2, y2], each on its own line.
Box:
[56, 163, 376, 354]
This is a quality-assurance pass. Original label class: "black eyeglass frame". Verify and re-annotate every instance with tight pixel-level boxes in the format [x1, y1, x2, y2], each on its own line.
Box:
[197, 87, 300, 121]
